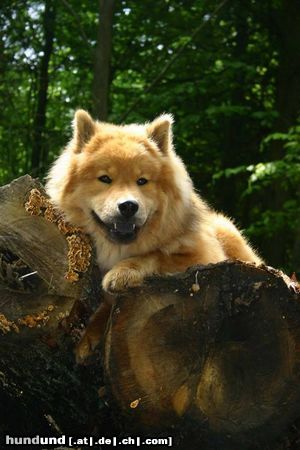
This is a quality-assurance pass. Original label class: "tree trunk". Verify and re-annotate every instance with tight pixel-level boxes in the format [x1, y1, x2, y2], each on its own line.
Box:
[0, 176, 300, 449]
[218, 6, 249, 216]
[264, 0, 300, 268]
[92, 0, 115, 121]
[274, 0, 300, 139]
[31, 0, 56, 175]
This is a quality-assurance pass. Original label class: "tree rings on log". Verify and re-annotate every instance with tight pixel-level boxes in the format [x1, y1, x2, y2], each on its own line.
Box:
[104, 261, 300, 448]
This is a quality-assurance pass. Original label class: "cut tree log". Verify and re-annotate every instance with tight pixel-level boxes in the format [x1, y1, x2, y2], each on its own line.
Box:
[0, 175, 108, 438]
[0, 176, 300, 450]
[104, 262, 300, 449]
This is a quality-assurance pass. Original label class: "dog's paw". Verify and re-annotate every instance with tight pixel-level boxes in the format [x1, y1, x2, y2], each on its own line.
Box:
[75, 333, 95, 365]
[102, 267, 144, 293]
[75, 324, 104, 364]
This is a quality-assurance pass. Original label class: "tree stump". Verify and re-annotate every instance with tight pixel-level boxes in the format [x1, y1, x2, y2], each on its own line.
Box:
[0, 176, 299, 449]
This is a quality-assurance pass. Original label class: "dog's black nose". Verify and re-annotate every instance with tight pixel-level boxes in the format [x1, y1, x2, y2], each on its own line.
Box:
[118, 201, 139, 218]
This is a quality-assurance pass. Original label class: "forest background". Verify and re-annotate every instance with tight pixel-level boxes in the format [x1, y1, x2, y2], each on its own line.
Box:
[0, 0, 299, 274]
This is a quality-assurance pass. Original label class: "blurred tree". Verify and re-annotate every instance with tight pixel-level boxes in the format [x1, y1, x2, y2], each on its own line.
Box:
[92, 0, 115, 120]
[31, 0, 56, 174]
[273, 0, 300, 138]
[261, 0, 300, 267]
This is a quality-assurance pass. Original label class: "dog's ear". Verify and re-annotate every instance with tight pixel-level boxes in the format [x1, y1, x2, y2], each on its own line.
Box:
[72, 109, 96, 152]
[147, 114, 174, 154]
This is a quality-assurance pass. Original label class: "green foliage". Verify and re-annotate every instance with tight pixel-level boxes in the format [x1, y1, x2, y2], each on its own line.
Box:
[245, 125, 300, 272]
[214, 123, 300, 272]
[0, 0, 299, 272]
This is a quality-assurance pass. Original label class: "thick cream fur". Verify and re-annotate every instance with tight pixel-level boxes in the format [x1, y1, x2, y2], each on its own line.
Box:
[46, 111, 263, 292]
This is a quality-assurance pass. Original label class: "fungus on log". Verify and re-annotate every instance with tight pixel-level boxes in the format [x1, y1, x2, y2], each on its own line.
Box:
[0, 176, 300, 450]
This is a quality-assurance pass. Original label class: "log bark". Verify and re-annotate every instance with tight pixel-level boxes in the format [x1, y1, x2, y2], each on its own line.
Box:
[0, 176, 300, 449]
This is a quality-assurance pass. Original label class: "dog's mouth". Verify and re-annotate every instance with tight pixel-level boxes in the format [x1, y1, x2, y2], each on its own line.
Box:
[91, 210, 139, 244]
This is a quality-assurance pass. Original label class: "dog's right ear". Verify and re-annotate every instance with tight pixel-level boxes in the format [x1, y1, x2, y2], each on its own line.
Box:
[72, 109, 96, 152]
[146, 113, 174, 155]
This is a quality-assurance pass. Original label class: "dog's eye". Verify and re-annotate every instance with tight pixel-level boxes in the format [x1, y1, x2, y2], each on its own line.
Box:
[98, 175, 112, 184]
[137, 177, 148, 186]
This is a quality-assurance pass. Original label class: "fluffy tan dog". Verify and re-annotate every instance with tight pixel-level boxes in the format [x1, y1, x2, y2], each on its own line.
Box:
[46, 110, 262, 293]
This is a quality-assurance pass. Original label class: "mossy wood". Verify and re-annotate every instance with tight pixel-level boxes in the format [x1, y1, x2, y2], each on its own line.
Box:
[0, 176, 299, 450]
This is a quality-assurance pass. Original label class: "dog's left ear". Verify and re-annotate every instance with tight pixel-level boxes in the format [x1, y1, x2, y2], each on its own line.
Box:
[72, 109, 96, 153]
[147, 114, 174, 154]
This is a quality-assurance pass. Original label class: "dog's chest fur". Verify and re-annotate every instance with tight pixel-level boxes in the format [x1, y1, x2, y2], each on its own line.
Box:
[93, 236, 135, 271]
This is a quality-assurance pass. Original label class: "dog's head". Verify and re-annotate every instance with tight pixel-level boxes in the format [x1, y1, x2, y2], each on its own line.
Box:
[46, 110, 193, 246]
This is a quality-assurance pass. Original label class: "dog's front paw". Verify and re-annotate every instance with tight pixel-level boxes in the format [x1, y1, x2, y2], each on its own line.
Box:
[75, 332, 96, 365]
[102, 267, 144, 293]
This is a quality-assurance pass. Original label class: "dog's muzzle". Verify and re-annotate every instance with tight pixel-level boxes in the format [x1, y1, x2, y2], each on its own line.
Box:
[91, 210, 139, 244]
[118, 200, 139, 218]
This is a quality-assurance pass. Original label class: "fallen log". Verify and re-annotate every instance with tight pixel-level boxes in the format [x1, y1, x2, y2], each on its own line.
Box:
[0, 176, 299, 449]
[0, 175, 108, 437]
[104, 262, 300, 449]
